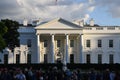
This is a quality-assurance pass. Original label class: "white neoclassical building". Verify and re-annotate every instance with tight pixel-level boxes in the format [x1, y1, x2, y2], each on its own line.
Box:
[0, 18, 120, 64]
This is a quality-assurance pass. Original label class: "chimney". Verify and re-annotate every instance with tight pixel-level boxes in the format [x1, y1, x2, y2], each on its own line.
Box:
[32, 18, 41, 26]
[73, 19, 84, 27]
[23, 19, 28, 26]
[89, 18, 94, 26]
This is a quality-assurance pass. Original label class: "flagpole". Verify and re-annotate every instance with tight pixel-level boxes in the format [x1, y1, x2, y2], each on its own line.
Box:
[55, 0, 58, 18]
[56, 0, 57, 5]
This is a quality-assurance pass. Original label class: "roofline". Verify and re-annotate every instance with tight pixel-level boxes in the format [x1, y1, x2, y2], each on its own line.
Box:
[35, 18, 83, 29]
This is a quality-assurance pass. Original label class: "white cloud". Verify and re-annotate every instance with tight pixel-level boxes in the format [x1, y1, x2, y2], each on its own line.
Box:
[88, 0, 95, 4]
[88, 6, 95, 12]
[94, 0, 120, 18]
[0, 0, 96, 22]
[84, 14, 90, 21]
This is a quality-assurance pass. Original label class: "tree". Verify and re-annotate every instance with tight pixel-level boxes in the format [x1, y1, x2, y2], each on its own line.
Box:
[0, 22, 7, 51]
[1, 19, 19, 51]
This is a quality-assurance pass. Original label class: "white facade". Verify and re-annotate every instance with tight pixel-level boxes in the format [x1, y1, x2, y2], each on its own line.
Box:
[0, 18, 120, 64]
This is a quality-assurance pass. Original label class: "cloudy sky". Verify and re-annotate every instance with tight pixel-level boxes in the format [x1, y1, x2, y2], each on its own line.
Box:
[0, 0, 120, 26]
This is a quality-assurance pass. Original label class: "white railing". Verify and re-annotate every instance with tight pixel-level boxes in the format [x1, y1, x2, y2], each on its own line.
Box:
[84, 27, 120, 30]
[83, 26, 120, 33]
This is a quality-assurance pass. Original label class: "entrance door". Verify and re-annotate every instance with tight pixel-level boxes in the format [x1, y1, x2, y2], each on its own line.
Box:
[56, 52, 62, 63]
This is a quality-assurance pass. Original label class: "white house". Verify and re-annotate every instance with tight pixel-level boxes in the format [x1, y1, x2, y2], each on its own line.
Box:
[0, 18, 120, 64]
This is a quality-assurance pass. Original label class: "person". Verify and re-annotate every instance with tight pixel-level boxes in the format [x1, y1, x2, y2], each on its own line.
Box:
[102, 69, 110, 80]
[1, 68, 12, 80]
[114, 71, 120, 80]
[110, 71, 115, 80]
[96, 71, 102, 80]
[89, 69, 96, 80]
[15, 68, 26, 80]
[28, 67, 33, 80]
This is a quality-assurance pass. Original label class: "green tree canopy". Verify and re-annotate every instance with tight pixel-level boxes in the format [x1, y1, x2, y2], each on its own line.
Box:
[0, 22, 7, 51]
[1, 19, 19, 51]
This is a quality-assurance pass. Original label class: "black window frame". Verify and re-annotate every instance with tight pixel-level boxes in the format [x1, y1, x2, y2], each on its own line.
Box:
[86, 54, 90, 64]
[57, 40, 61, 47]
[27, 54, 31, 64]
[98, 40, 102, 48]
[70, 54, 74, 63]
[4, 54, 8, 64]
[98, 54, 102, 64]
[44, 40, 48, 47]
[70, 40, 74, 47]
[109, 40, 113, 48]
[86, 40, 91, 47]
[44, 54, 47, 63]
[16, 54, 20, 64]
[109, 54, 114, 64]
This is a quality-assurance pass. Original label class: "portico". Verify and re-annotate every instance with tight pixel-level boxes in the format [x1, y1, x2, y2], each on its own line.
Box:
[35, 18, 83, 63]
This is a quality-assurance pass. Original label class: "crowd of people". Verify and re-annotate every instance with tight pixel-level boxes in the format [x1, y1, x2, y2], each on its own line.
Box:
[0, 66, 120, 80]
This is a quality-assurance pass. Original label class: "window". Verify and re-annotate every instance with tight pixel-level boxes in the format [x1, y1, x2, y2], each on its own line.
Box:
[86, 54, 90, 64]
[44, 54, 47, 63]
[44, 40, 48, 47]
[27, 54, 31, 64]
[109, 40, 113, 48]
[70, 54, 74, 63]
[4, 54, 8, 64]
[16, 54, 20, 64]
[98, 40, 102, 47]
[86, 40, 91, 47]
[98, 54, 102, 64]
[27, 39, 31, 47]
[109, 54, 114, 64]
[57, 40, 61, 47]
[70, 40, 74, 47]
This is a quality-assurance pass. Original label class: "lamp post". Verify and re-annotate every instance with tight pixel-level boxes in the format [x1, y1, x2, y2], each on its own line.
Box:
[10, 44, 14, 64]
[61, 50, 67, 71]
[13, 50, 14, 64]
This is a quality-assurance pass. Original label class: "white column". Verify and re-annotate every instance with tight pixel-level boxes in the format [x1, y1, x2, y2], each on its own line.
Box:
[13, 51, 14, 64]
[51, 34, 55, 63]
[65, 34, 69, 63]
[79, 34, 83, 63]
[37, 34, 40, 63]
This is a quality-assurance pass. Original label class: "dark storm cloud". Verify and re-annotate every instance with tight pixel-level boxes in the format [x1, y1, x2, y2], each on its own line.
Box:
[0, 0, 23, 19]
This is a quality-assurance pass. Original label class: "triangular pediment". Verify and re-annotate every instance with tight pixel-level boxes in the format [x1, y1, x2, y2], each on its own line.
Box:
[35, 18, 82, 30]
